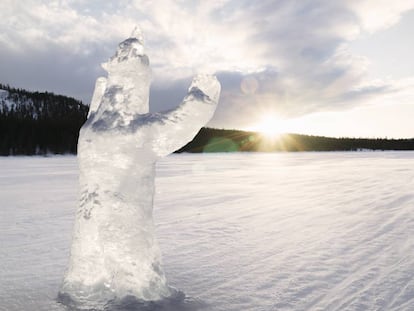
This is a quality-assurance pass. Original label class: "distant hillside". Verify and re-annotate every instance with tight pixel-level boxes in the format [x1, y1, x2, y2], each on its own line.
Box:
[0, 83, 88, 155]
[176, 128, 414, 153]
[1, 83, 413, 155]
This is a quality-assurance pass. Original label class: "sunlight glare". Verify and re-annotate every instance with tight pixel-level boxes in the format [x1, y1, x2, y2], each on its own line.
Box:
[247, 116, 285, 139]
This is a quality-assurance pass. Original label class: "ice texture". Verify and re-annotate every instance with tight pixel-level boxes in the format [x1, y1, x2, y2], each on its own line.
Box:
[59, 29, 220, 308]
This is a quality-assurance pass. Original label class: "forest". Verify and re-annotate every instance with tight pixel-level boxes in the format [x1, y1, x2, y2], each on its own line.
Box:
[176, 128, 414, 153]
[0, 83, 88, 155]
[1, 83, 414, 155]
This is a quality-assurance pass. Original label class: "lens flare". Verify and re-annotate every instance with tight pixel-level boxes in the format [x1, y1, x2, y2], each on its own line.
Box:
[247, 116, 285, 139]
[240, 77, 259, 94]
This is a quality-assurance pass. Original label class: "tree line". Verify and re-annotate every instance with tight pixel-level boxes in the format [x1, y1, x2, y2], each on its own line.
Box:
[0, 83, 88, 155]
[1, 83, 413, 155]
[176, 128, 414, 153]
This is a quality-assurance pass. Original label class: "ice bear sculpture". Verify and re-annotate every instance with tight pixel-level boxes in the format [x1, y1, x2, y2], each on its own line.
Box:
[59, 28, 220, 308]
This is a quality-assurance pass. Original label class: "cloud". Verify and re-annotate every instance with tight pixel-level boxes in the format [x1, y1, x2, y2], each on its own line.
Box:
[0, 0, 413, 130]
[349, 0, 414, 33]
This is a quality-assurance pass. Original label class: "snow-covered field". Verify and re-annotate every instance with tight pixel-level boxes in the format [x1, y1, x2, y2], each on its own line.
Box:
[1, 152, 414, 311]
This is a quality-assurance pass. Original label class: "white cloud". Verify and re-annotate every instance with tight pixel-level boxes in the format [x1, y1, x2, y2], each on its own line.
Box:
[0, 0, 414, 134]
[348, 0, 414, 33]
[0, 0, 136, 53]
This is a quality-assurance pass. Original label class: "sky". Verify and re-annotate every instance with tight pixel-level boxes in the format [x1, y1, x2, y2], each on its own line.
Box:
[1, 0, 414, 138]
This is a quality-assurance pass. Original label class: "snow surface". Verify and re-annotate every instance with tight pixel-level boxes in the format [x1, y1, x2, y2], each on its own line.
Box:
[61, 29, 220, 308]
[0, 89, 13, 112]
[0, 89, 38, 117]
[1, 152, 414, 311]
[0, 89, 8, 99]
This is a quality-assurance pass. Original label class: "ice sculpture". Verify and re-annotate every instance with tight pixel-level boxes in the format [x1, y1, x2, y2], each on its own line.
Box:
[59, 28, 220, 308]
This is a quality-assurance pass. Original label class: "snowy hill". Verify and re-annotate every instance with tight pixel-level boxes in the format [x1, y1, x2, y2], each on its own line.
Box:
[0, 89, 8, 98]
[0, 84, 88, 155]
[0, 89, 12, 113]
[1, 83, 413, 156]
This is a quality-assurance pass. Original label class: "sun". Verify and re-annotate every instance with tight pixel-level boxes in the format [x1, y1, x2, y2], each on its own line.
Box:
[247, 116, 286, 139]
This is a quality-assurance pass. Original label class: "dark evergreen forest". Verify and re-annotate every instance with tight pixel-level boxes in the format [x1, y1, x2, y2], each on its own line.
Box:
[1, 83, 413, 155]
[0, 83, 88, 155]
[176, 128, 414, 153]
